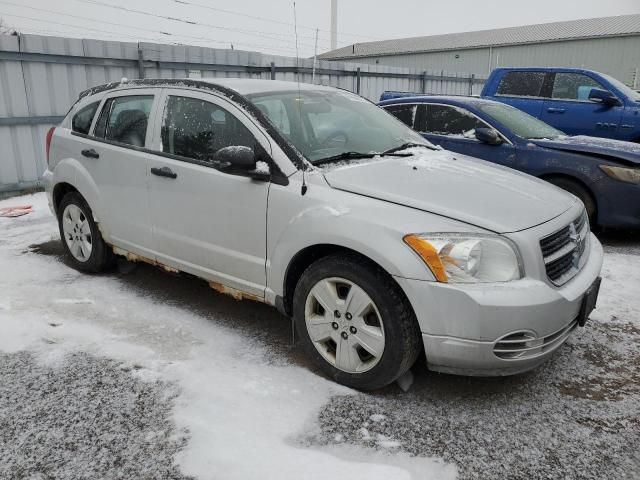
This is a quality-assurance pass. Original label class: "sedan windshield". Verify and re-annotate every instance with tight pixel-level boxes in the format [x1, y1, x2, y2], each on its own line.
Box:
[247, 89, 431, 163]
[478, 102, 565, 140]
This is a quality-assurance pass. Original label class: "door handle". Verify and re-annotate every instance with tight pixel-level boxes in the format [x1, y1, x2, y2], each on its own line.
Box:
[81, 149, 99, 159]
[547, 108, 566, 114]
[150, 166, 178, 179]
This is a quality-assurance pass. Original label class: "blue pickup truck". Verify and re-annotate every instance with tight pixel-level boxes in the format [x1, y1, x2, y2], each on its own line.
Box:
[481, 68, 640, 143]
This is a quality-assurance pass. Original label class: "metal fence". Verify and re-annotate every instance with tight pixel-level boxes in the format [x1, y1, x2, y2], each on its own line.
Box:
[0, 33, 486, 193]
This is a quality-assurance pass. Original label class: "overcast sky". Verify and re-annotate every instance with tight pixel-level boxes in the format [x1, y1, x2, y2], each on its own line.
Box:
[1, 0, 639, 58]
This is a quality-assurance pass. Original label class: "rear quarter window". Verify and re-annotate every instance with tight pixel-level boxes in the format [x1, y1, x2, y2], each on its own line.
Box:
[71, 101, 100, 135]
[497, 72, 547, 98]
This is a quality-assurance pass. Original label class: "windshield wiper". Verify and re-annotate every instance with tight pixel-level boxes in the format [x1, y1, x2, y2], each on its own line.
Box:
[380, 142, 434, 156]
[313, 151, 376, 165]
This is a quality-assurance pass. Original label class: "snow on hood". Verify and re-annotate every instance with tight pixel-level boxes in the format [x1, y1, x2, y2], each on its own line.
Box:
[531, 136, 640, 166]
[322, 148, 576, 234]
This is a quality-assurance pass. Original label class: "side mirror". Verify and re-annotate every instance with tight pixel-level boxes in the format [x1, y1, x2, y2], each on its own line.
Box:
[588, 88, 621, 107]
[213, 145, 271, 181]
[213, 145, 256, 170]
[475, 127, 503, 145]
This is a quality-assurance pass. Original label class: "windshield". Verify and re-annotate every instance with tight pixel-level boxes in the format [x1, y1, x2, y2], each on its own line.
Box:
[247, 89, 430, 163]
[477, 102, 565, 139]
[600, 73, 640, 102]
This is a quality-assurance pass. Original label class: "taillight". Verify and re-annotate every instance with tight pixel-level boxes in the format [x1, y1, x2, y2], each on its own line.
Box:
[45, 127, 56, 165]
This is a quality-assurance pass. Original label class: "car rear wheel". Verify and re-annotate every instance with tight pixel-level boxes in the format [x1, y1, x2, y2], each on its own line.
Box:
[293, 254, 422, 390]
[547, 178, 596, 226]
[57, 192, 112, 273]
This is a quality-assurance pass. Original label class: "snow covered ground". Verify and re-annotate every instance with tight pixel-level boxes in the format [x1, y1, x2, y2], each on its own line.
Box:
[0, 192, 638, 479]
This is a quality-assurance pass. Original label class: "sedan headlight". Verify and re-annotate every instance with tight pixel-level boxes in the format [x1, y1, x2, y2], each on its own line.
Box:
[599, 165, 640, 184]
[404, 233, 523, 283]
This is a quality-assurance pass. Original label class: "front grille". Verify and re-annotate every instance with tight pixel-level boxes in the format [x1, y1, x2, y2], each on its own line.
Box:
[540, 210, 589, 286]
[493, 320, 578, 360]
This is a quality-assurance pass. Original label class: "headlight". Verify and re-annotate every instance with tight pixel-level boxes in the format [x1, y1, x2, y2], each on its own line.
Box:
[404, 233, 523, 283]
[599, 165, 640, 184]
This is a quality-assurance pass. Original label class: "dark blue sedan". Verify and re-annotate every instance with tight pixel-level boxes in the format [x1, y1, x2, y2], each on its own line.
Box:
[379, 94, 640, 229]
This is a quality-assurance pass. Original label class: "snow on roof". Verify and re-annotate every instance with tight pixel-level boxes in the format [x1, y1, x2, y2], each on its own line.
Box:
[319, 13, 640, 60]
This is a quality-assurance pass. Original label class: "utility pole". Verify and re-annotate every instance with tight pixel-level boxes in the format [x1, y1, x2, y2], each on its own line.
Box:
[330, 0, 337, 51]
[312, 28, 319, 83]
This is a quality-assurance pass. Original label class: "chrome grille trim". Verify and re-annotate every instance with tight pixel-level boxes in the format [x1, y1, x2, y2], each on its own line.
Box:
[540, 210, 589, 286]
[493, 319, 578, 360]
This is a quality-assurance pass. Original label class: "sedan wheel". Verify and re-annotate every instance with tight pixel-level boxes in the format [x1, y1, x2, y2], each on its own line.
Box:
[305, 277, 385, 374]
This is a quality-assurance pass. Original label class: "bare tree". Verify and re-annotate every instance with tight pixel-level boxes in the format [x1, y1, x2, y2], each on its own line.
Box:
[0, 18, 18, 36]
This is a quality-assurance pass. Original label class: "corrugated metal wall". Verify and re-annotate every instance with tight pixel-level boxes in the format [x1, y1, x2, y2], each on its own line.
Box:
[0, 34, 484, 193]
[345, 36, 640, 86]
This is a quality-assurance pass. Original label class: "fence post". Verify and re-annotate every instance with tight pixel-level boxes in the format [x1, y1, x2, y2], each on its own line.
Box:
[469, 73, 475, 95]
[137, 46, 145, 79]
[270, 62, 276, 80]
[421, 71, 427, 93]
[356, 67, 361, 95]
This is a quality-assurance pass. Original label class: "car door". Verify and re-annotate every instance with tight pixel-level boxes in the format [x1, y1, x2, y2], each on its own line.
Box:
[146, 88, 271, 297]
[80, 89, 158, 258]
[493, 70, 550, 118]
[415, 103, 517, 168]
[541, 72, 624, 137]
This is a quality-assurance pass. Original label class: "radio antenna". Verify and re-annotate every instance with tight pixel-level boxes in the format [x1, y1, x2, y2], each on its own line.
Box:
[293, 1, 308, 195]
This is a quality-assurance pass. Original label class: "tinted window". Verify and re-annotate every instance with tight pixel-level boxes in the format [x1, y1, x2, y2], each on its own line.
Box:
[71, 101, 100, 135]
[161, 96, 256, 163]
[94, 95, 153, 147]
[424, 105, 486, 137]
[383, 104, 416, 128]
[552, 73, 604, 100]
[497, 71, 547, 97]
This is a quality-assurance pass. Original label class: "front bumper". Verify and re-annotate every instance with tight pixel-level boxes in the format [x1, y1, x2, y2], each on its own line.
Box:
[395, 233, 604, 376]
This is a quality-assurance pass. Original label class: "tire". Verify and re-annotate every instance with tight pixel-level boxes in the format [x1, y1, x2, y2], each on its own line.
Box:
[547, 178, 597, 226]
[57, 192, 112, 273]
[293, 253, 422, 390]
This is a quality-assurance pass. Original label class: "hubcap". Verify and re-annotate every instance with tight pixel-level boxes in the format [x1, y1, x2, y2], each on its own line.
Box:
[304, 277, 385, 374]
[62, 204, 92, 262]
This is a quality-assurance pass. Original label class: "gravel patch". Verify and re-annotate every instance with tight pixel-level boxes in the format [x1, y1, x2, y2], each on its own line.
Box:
[305, 318, 640, 480]
[0, 352, 192, 480]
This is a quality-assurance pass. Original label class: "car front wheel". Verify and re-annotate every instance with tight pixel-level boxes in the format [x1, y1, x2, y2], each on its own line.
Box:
[293, 254, 422, 390]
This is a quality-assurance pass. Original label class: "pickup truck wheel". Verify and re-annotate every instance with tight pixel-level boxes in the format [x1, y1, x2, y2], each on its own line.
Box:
[57, 192, 111, 273]
[293, 254, 422, 390]
[547, 178, 596, 226]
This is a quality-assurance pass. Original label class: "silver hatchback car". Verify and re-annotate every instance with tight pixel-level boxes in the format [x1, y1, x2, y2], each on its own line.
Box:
[44, 79, 603, 390]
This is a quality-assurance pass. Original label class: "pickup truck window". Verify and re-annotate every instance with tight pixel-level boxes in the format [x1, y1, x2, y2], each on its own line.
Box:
[94, 95, 154, 147]
[497, 71, 547, 98]
[71, 101, 100, 135]
[420, 104, 486, 137]
[160, 95, 256, 163]
[552, 73, 604, 101]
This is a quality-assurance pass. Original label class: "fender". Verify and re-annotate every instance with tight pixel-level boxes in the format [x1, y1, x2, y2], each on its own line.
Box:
[51, 156, 111, 241]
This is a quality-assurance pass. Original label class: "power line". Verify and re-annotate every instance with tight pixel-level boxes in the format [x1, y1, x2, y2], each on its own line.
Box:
[168, 0, 385, 43]
[71, 0, 328, 51]
[0, 6, 307, 55]
[1, 12, 304, 55]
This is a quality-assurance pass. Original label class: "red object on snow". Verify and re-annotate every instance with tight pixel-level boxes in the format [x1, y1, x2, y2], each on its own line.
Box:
[0, 205, 34, 218]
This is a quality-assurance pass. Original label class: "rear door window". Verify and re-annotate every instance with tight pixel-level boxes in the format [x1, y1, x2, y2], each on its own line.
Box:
[383, 104, 416, 128]
[71, 101, 100, 135]
[551, 73, 605, 101]
[497, 71, 548, 98]
[424, 105, 486, 137]
[94, 95, 154, 147]
[160, 95, 257, 163]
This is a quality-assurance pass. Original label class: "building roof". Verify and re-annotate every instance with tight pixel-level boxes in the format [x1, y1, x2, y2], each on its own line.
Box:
[319, 13, 640, 60]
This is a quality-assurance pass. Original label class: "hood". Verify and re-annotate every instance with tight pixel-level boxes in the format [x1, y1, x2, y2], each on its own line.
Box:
[531, 136, 640, 166]
[322, 149, 576, 234]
